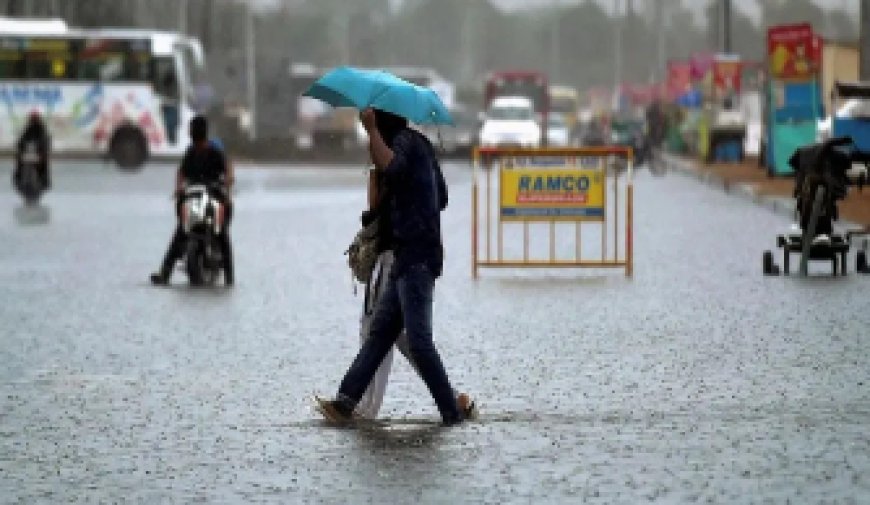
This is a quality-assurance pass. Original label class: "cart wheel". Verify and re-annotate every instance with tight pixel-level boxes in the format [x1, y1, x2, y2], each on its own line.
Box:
[763, 250, 778, 276]
[799, 185, 826, 276]
[858, 250, 868, 273]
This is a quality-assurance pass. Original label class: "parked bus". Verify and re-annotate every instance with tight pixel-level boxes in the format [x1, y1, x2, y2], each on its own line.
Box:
[484, 70, 549, 142]
[0, 17, 205, 169]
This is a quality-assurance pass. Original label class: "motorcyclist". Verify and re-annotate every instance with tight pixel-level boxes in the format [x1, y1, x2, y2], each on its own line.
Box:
[14, 111, 51, 190]
[150, 115, 235, 286]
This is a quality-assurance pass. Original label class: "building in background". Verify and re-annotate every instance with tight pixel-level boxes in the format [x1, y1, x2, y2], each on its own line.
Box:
[821, 39, 859, 114]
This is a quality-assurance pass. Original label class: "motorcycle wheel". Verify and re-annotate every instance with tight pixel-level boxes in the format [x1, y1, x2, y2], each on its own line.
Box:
[186, 242, 206, 286]
[15, 165, 43, 204]
[201, 246, 219, 286]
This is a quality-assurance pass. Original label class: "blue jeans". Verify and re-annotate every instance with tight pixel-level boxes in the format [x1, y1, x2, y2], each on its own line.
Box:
[337, 262, 461, 423]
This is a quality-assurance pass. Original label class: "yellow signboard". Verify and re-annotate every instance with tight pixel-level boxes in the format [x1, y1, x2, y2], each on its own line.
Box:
[500, 159, 605, 221]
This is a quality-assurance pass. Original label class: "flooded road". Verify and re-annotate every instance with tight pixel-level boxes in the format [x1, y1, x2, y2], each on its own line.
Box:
[1, 160, 868, 503]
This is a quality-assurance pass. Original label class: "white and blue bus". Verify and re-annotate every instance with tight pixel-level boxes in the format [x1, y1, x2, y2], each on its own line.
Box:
[0, 17, 206, 169]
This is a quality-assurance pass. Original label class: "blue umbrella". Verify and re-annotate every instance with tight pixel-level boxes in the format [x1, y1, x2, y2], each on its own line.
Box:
[303, 66, 453, 126]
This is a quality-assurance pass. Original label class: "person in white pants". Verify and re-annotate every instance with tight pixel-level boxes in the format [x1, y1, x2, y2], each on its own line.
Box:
[353, 161, 475, 420]
[354, 249, 400, 418]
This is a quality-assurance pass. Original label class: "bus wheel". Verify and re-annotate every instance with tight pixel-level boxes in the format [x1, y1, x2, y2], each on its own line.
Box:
[110, 127, 147, 170]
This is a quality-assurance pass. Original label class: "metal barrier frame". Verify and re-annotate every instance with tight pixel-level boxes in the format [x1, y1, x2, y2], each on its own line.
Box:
[472, 146, 634, 278]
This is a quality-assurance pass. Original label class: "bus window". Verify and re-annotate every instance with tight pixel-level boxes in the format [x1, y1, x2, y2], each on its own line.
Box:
[0, 57, 24, 78]
[152, 57, 179, 99]
[20, 37, 74, 79]
[77, 54, 124, 81]
[127, 51, 150, 82]
[50, 58, 67, 78]
[78, 39, 149, 82]
[22, 54, 72, 79]
[24, 56, 52, 78]
[152, 56, 180, 144]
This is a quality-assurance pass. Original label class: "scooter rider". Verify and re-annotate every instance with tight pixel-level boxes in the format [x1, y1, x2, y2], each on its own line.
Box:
[14, 111, 51, 190]
[150, 115, 235, 286]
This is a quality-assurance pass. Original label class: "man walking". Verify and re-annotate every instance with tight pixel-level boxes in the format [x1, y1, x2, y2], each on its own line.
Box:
[318, 108, 465, 426]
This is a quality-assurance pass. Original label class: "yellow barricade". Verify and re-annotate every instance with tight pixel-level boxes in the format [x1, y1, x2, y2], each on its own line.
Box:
[472, 146, 634, 278]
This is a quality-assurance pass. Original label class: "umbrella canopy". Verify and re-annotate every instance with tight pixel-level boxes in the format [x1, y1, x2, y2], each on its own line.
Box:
[303, 66, 453, 126]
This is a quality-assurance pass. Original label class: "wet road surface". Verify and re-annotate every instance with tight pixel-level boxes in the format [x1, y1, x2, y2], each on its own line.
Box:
[1, 160, 868, 503]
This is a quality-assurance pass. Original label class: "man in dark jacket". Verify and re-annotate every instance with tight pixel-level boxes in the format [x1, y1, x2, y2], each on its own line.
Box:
[318, 108, 464, 425]
[14, 112, 51, 189]
[150, 115, 234, 285]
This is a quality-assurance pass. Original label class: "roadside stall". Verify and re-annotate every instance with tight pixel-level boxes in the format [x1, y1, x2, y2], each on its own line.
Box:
[689, 53, 715, 161]
[765, 23, 824, 176]
[707, 54, 745, 163]
[664, 59, 695, 154]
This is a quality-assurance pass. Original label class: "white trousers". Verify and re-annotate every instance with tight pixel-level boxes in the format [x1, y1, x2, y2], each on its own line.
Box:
[354, 251, 417, 419]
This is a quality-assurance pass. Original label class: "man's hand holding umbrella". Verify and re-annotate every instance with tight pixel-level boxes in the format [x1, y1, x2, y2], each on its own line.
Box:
[360, 108, 394, 169]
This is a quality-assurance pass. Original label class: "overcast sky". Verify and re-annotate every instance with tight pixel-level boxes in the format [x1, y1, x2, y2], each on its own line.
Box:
[492, 0, 859, 26]
[256, 0, 860, 26]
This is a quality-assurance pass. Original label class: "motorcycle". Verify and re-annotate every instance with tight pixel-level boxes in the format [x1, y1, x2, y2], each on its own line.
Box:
[179, 184, 226, 286]
[14, 141, 46, 205]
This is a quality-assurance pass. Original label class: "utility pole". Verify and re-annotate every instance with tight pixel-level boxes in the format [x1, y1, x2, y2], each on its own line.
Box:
[550, 0, 561, 84]
[722, 0, 731, 54]
[861, 0, 870, 80]
[656, 0, 666, 83]
[246, 4, 257, 141]
[133, 0, 145, 27]
[460, 1, 476, 85]
[178, 0, 188, 34]
[613, 0, 623, 110]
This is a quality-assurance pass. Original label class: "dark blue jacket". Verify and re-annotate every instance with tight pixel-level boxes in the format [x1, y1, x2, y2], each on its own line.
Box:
[380, 128, 447, 277]
[180, 144, 227, 186]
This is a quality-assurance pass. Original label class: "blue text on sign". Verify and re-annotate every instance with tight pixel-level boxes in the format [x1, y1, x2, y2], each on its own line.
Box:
[518, 175, 590, 192]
